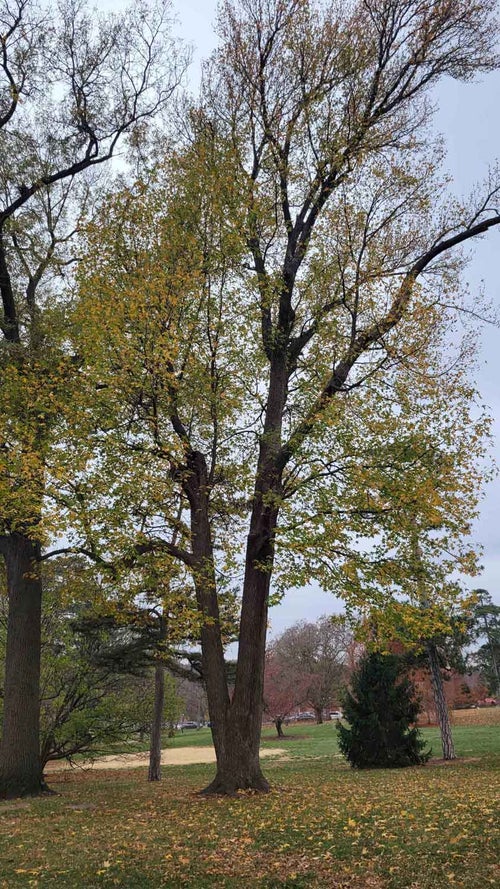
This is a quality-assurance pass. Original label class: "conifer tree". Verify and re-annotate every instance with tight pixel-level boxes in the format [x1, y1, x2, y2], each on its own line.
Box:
[337, 651, 430, 769]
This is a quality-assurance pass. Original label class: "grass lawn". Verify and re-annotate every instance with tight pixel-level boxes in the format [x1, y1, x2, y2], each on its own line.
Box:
[0, 714, 498, 889]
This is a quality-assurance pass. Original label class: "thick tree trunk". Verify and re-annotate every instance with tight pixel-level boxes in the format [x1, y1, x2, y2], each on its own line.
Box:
[0, 533, 45, 798]
[314, 707, 323, 724]
[187, 356, 287, 794]
[191, 470, 276, 794]
[197, 548, 272, 794]
[202, 499, 278, 795]
[148, 660, 165, 782]
[426, 641, 456, 761]
[202, 715, 270, 794]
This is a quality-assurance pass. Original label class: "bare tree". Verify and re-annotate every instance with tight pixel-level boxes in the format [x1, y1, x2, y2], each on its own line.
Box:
[272, 618, 351, 723]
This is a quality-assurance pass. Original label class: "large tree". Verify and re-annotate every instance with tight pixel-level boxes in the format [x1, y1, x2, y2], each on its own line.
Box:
[0, 0, 184, 798]
[72, 0, 500, 794]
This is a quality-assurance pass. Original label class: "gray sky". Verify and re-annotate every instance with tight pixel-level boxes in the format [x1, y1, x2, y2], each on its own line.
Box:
[173, 1, 500, 633]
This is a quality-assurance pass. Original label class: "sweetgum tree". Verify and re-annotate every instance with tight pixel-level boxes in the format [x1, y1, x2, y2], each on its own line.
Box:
[72, 0, 500, 794]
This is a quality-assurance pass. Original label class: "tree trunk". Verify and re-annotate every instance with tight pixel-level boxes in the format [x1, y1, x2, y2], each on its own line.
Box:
[186, 357, 287, 794]
[148, 660, 165, 782]
[314, 707, 323, 724]
[202, 716, 270, 794]
[426, 641, 456, 761]
[0, 533, 45, 798]
[275, 717, 284, 738]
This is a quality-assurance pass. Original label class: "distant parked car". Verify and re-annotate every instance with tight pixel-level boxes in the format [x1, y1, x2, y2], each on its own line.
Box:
[329, 711, 343, 720]
[295, 711, 315, 721]
[178, 721, 199, 730]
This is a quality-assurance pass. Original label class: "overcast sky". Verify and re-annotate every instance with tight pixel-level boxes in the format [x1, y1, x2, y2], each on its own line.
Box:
[170, 1, 500, 634]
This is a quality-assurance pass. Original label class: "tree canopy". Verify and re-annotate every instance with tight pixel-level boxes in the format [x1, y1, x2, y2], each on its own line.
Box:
[2, 0, 500, 797]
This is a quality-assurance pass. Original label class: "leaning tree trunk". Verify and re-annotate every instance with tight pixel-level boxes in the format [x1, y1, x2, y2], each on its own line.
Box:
[148, 660, 165, 782]
[426, 641, 456, 761]
[0, 533, 45, 798]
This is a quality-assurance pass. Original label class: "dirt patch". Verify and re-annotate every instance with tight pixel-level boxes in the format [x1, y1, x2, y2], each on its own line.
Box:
[45, 746, 286, 772]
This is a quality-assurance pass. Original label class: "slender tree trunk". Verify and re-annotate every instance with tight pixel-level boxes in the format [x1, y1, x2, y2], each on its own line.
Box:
[0, 533, 45, 798]
[148, 660, 165, 782]
[274, 717, 284, 738]
[426, 641, 456, 761]
[183, 451, 234, 792]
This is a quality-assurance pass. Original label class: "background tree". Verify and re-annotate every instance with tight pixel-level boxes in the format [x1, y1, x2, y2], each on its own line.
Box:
[263, 648, 308, 737]
[71, 0, 500, 795]
[338, 650, 431, 769]
[271, 617, 351, 723]
[342, 423, 492, 760]
[467, 591, 500, 696]
[0, 557, 157, 770]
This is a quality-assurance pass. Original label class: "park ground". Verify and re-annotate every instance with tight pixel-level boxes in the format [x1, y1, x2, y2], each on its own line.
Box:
[0, 709, 498, 889]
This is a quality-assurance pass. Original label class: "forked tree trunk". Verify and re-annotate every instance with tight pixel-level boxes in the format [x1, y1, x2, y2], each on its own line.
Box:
[186, 359, 287, 794]
[148, 660, 165, 782]
[0, 533, 45, 798]
[200, 507, 275, 795]
[426, 641, 456, 761]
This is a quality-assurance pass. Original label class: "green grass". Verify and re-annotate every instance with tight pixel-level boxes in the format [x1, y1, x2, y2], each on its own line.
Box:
[0, 719, 499, 889]
[114, 714, 500, 759]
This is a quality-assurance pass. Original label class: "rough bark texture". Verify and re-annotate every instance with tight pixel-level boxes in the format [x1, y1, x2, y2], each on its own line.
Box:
[201, 716, 270, 795]
[426, 641, 456, 761]
[0, 534, 45, 798]
[186, 352, 286, 794]
[148, 661, 165, 782]
[184, 453, 277, 794]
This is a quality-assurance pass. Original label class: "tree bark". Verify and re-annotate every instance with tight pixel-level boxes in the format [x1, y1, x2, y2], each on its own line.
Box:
[274, 717, 284, 738]
[148, 660, 165, 782]
[189, 459, 277, 794]
[0, 533, 45, 798]
[426, 641, 456, 761]
[193, 353, 288, 794]
[314, 707, 323, 724]
[203, 525, 273, 794]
